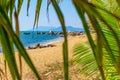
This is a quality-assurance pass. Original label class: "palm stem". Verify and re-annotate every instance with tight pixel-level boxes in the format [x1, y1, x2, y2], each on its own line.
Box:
[4, 60, 8, 80]
[14, 7, 22, 79]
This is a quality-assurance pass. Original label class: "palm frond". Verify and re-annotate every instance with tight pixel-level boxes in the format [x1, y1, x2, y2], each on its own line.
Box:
[73, 41, 120, 79]
[0, 26, 20, 80]
[33, 0, 42, 28]
[73, 0, 120, 79]
[51, 0, 69, 80]
[0, 4, 41, 79]
[17, 0, 23, 15]
[9, 0, 15, 23]
[27, 0, 30, 16]
[73, 42, 99, 79]
[47, 0, 62, 21]
[14, 4, 22, 78]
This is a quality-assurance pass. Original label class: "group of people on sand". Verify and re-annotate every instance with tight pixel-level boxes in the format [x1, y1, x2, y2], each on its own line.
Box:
[28, 43, 56, 49]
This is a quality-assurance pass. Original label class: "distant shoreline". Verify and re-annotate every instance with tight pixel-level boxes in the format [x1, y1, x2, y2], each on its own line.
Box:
[0, 31, 85, 53]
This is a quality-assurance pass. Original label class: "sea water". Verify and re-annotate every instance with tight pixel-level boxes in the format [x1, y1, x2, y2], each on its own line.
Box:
[20, 31, 63, 46]
[0, 30, 85, 53]
[0, 31, 63, 53]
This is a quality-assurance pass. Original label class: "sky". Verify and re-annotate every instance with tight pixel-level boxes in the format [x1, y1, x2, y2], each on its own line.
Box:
[18, 0, 83, 30]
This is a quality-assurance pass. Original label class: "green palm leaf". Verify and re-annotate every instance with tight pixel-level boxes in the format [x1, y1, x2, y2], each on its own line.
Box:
[17, 0, 23, 15]
[47, 0, 62, 21]
[0, 5, 41, 80]
[27, 0, 30, 16]
[33, 0, 42, 28]
[51, 0, 69, 80]
[73, 42, 99, 79]
[73, 0, 120, 80]
[0, 26, 20, 80]
[73, 41, 120, 79]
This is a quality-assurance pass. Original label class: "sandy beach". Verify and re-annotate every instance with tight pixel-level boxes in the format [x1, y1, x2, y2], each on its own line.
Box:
[0, 34, 95, 80]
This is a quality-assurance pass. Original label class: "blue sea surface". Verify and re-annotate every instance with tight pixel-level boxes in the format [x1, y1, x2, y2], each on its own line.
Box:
[20, 31, 63, 47]
[0, 31, 63, 53]
[0, 29, 85, 53]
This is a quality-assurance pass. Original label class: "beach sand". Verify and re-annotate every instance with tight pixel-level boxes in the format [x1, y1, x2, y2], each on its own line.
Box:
[0, 34, 95, 80]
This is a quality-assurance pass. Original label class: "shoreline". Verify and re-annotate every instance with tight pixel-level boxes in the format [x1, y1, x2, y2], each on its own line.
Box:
[0, 36, 64, 53]
[27, 36, 64, 47]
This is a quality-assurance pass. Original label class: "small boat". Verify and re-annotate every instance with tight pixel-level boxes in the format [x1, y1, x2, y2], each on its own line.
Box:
[37, 32, 41, 34]
[24, 32, 30, 35]
[37, 32, 46, 35]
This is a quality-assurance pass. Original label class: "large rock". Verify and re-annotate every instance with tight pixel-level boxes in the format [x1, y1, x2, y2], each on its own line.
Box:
[68, 31, 83, 36]
[49, 30, 55, 35]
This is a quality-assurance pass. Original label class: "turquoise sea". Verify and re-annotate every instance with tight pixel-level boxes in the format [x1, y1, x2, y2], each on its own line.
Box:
[0, 29, 85, 53]
[20, 31, 63, 47]
[0, 31, 64, 53]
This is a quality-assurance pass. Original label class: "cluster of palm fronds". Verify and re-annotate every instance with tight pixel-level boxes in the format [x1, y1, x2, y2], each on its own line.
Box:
[0, 0, 67, 80]
[0, 0, 41, 79]
[73, 0, 120, 80]
[0, 0, 120, 80]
